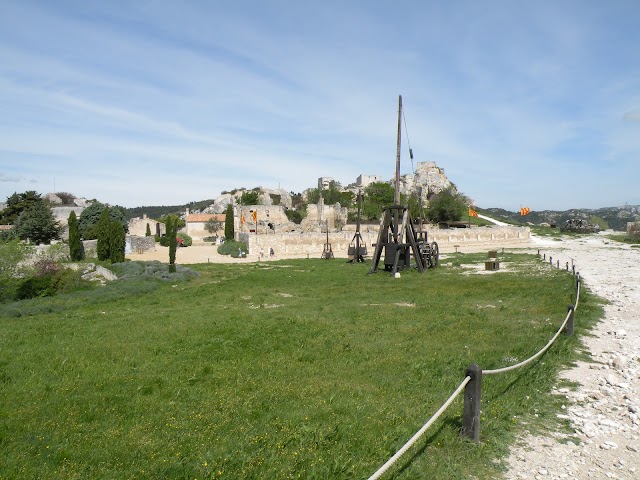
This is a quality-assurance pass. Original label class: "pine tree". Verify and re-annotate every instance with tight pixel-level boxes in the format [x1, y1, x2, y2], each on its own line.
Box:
[14, 202, 61, 244]
[224, 203, 234, 241]
[96, 207, 111, 261]
[109, 220, 125, 263]
[68, 211, 83, 260]
[145, 223, 151, 236]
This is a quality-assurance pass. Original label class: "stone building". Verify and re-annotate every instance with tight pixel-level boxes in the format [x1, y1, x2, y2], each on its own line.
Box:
[184, 210, 225, 240]
[128, 215, 165, 237]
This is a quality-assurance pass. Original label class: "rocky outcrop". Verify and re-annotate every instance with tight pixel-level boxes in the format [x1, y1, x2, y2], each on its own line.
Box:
[397, 161, 457, 201]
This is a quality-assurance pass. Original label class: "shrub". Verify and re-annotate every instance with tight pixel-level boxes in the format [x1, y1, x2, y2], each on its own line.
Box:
[17, 275, 56, 299]
[217, 240, 247, 257]
[285, 209, 303, 224]
[176, 232, 192, 247]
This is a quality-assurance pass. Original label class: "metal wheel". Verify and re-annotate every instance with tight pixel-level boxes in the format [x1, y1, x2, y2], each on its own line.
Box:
[430, 242, 439, 268]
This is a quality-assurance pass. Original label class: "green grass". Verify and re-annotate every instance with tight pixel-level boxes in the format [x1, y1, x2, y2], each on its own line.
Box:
[605, 233, 640, 245]
[0, 254, 602, 479]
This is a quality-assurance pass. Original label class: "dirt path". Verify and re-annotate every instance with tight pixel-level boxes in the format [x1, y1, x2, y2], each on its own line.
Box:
[505, 234, 640, 479]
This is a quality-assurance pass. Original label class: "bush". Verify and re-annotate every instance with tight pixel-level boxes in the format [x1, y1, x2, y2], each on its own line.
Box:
[17, 275, 56, 299]
[285, 209, 304, 224]
[217, 240, 247, 257]
[176, 232, 192, 247]
[15, 262, 85, 300]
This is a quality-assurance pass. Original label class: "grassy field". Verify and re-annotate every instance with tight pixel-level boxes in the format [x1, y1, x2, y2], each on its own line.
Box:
[0, 253, 602, 479]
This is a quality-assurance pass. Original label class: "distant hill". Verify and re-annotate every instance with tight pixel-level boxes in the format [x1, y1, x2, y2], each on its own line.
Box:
[479, 205, 640, 231]
[123, 199, 216, 221]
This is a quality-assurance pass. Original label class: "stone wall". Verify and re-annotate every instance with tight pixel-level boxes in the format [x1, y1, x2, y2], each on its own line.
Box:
[81, 235, 155, 258]
[240, 226, 531, 257]
[128, 235, 156, 253]
[129, 216, 165, 237]
[52, 206, 85, 225]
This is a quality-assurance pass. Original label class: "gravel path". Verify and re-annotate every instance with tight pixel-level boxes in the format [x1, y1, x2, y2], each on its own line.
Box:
[505, 234, 640, 479]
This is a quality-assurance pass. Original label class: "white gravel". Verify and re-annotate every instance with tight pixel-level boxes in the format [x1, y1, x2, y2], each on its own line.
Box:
[504, 233, 640, 480]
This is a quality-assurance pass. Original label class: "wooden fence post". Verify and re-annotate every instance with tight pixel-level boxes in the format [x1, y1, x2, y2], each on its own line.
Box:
[565, 305, 575, 335]
[462, 363, 482, 443]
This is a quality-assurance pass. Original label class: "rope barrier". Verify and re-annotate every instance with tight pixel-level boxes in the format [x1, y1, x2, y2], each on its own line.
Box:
[484, 307, 572, 375]
[367, 376, 471, 480]
[367, 251, 582, 478]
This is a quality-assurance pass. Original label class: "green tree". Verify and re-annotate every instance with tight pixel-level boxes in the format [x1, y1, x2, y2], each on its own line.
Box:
[224, 204, 234, 240]
[285, 209, 303, 224]
[321, 182, 355, 207]
[68, 211, 83, 261]
[0, 190, 44, 225]
[362, 182, 395, 220]
[426, 188, 467, 223]
[109, 220, 125, 263]
[158, 214, 185, 230]
[96, 207, 111, 261]
[79, 202, 128, 239]
[166, 215, 178, 265]
[406, 193, 426, 221]
[205, 217, 223, 237]
[145, 223, 151, 236]
[306, 188, 321, 204]
[14, 202, 61, 244]
[587, 216, 609, 230]
[239, 191, 260, 206]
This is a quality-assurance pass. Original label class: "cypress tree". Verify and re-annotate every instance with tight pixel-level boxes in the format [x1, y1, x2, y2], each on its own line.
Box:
[96, 207, 111, 261]
[224, 203, 234, 241]
[109, 220, 125, 263]
[68, 211, 83, 261]
[167, 216, 177, 265]
[145, 223, 151, 236]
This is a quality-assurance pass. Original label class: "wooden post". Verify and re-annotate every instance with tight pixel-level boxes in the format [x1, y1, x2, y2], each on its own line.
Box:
[565, 305, 575, 335]
[462, 363, 482, 442]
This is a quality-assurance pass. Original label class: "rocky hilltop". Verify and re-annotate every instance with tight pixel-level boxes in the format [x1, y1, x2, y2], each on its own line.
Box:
[395, 161, 457, 201]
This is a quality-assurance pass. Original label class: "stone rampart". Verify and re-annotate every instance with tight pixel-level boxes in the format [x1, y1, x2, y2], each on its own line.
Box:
[240, 226, 530, 257]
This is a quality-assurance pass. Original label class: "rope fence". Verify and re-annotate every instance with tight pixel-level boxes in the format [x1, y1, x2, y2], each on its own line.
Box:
[367, 250, 582, 479]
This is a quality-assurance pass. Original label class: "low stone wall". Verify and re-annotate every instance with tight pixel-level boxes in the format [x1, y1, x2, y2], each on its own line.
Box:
[127, 235, 156, 253]
[81, 236, 155, 258]
[240, 226, 531, 257]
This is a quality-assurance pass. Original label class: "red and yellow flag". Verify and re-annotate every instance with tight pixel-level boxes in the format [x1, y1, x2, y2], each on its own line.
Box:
[252, 210, 257, 222]
[520, 207, 530, 216]
[468, 208, 478, 218]
[240, 212, 246, 225]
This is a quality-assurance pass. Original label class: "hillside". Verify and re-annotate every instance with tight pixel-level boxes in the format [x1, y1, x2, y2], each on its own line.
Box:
[479, 205, 640, 231]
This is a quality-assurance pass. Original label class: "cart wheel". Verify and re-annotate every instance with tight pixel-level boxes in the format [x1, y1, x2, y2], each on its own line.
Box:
[430, 242, 439, 267]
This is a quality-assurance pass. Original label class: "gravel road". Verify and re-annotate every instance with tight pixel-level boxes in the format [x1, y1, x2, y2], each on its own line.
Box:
[505, 234, 640, 479]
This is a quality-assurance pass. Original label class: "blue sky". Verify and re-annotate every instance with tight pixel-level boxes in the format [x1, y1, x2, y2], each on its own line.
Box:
[1, 0, 639, 210]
